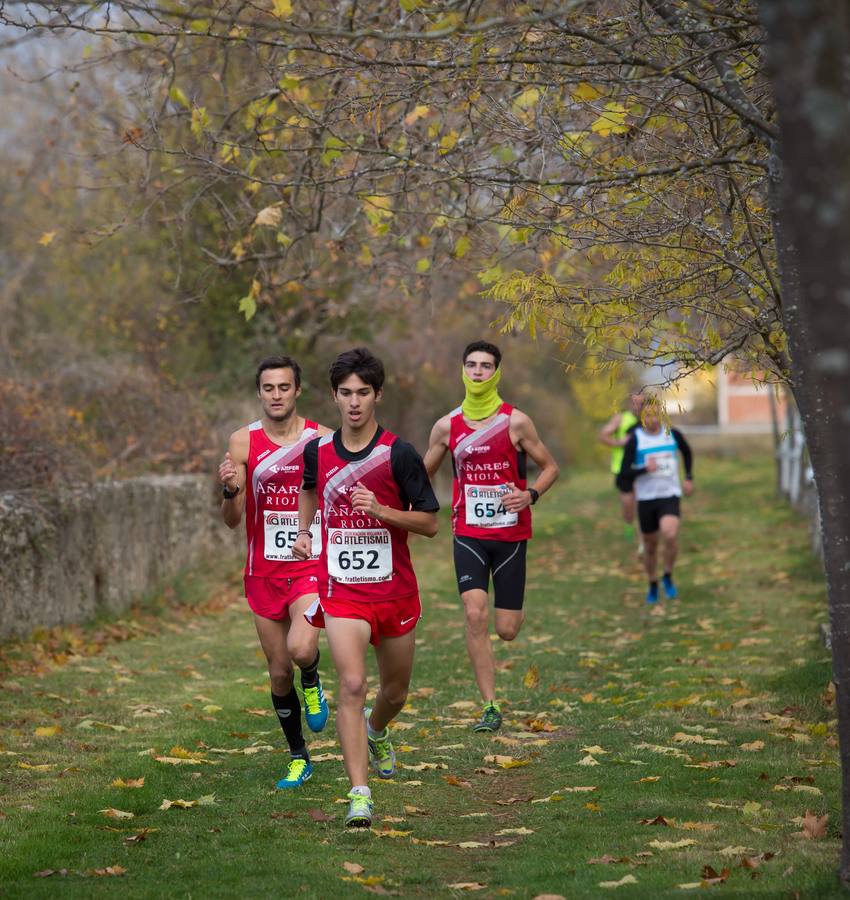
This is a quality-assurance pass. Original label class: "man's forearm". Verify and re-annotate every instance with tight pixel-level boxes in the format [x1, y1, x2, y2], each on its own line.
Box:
[298, 489, 318, 530]
[373, 507, 438, 538]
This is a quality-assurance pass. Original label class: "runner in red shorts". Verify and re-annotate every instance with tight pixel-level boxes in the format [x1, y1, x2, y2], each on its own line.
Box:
[293, 347, 439, 828]
[219, 354, 332, 789]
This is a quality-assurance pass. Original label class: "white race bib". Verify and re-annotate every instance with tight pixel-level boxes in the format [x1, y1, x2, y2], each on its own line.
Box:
[652, 453, 677, 478]
[264, 511, 321, 561]
[327, 528, 393, 583]
[464, 484, 518, 528]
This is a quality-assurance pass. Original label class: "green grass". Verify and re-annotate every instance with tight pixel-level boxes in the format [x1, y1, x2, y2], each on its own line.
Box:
[0, 458, 840, 898]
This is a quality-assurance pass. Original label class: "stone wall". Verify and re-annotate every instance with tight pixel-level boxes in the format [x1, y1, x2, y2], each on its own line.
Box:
[0, 476, 241, 640]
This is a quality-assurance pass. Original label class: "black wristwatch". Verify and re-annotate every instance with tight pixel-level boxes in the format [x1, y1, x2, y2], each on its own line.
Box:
[222, 483, 241, 500]
[528, 488, 539, 505]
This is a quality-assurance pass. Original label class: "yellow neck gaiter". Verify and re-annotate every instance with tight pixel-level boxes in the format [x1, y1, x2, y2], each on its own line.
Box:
[462, 367, 503, 420]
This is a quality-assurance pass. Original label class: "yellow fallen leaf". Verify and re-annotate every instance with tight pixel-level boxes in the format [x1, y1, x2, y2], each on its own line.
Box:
[448, 701, 477, 710]
[681, 822, 716, 832]
[373, 829, 412, 838]
[457, 841, 490, 849]
[740, 740, 765, 751]
[496, 827, 534, 835]
[412, 838, 450, 846]
[100, 808, 135, 819]
[447, 885, 487, 892]
[88, 865, 127, 877]
[17, 762, 53, 771]
[111, 778, 145, 789]
[202, 705, 222, 714]
[647, 839, 696, 850]
[578, 755, 599, 766]
[34, 725, 62, 738]
[599, 874, 638, 888]
[580, 746, 609, 755]
[719, 846, 754, 856]
[677, 883, 703, 890]
[38, 231, 57, 246]
[310, 753, 345, 762]
[341, 875, 386, 886]
[160, 794, 215, 810]
[639, 776, 662, 783]
[154, 756, 217, 766]
[399, 762, 447, 771]
[403, 805, 427, 815]
[381, 816, 406, 823]
[523, 664, 540, 689]
[483, 754, 531, 769]
[673, 732, 727, 746]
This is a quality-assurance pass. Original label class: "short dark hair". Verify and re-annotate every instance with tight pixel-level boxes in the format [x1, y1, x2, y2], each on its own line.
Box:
[255, 355, 302, 391]
[329, 347, 385, 392]
[462, 340, 501, 368]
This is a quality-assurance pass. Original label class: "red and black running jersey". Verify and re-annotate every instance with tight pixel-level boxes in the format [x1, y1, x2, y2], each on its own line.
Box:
[307, 428, 434, 603]
[244, 419, 320, 578]
[449, 402, 532, 542]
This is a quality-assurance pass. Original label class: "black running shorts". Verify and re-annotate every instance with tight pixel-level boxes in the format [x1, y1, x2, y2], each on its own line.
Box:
[615, 473, 633, 494]
[637, 496, 681, 534]
[452, 537, 527, 610]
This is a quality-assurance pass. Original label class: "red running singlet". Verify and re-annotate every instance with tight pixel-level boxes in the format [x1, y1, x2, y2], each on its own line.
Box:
[315, 430, 420, 603]
[449, 402, 532, 541]
[244, 419, 321, 578]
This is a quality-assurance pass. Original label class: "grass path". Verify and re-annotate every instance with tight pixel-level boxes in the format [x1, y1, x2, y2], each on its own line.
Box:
[0, 459, 840, 898]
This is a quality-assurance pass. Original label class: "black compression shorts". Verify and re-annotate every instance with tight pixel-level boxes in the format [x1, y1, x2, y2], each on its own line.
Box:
[452, 537, 527, 610]
[637, 496, 681, 534]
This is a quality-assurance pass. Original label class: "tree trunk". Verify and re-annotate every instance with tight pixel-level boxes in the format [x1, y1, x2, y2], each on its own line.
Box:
[761, 0, 850, 885]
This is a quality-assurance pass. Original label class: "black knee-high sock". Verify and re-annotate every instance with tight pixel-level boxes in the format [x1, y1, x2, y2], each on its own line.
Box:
[271, 689, 307, 758]
[300, 650, 320, 689]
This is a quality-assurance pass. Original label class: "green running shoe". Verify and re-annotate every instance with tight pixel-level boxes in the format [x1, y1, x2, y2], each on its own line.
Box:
[302, 678, 329, 732]
[344, 790, 373, 827]
[365, 709, 396, 778]
[472, 702, 503, 733]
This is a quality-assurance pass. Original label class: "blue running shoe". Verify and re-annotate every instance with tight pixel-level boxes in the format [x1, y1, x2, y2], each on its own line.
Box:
[276, 757, 312, 789]
[645, 582, 659, 604]
[302, 678, 329, 733]
[365, 709, 396, 779]
[662, 573, 678, 600]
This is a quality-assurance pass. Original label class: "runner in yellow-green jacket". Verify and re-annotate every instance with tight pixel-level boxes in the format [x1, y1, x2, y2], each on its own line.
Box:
[599, 389, 646, 547]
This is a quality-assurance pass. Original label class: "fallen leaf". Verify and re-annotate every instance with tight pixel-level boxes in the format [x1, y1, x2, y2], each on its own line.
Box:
[701, 865, 730, 885]
[100, 808, 135, 820]
[639, 816, 673, 827]
[483, 754, 531, 769]
[88, 866, 127, 876]
[202, 705, 222, 714]
[673, 732, 727, 746]
[374, 829, 411, 838]
[448, 701, 477, 710]
[797, 810, 828, 839]
[34, 725, 62, 737]
[681, 822, 716, 832]
[154, 756, 217, 766]
[740, 740, 765, 752]
[38, 231, 57, 246]
[111, 778, 145, 789]
[496, 827, 534, 835]
[580, 746, 610, 755]
[523, 664, 540, 689]
[343, 862, 364, 875]
[639, 776, 662, 783]
[403, 805, 427, 815]
[411, 838, 450, 846]
[447, 884, 487, 892]
[308, 808, 334, 823]
[34, 869, 69, 877]
[381, 816, 406, 823]
[124, 828, 157, 845]
[647, 839, 696, 850]
[719, 845, 755, 856]
[17, 762, 53, 771]
[457, 841, 490, 849]
[587, 856, 620, 864]
[159, 795, 215, 810]
[443, 775, 472, 787]
[578, 755, 599, 766]
[399, 762, 447, 771]
[599, 874, 638, 888]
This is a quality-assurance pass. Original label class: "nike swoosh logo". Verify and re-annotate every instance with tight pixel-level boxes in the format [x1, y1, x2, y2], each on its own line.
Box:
[400, 616, 416, 626]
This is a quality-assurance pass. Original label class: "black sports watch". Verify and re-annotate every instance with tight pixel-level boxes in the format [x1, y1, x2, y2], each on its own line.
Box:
[222, 483, 241, 500]
[528, 488, 539, 505]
